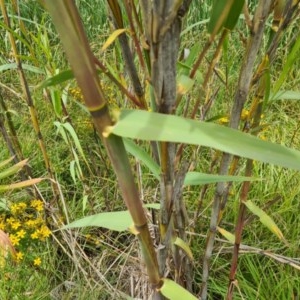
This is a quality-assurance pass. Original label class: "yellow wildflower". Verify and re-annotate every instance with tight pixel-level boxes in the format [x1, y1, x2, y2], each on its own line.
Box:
[33, 257, 41, 266]
[10, 203, 19, 215]
[30, 199, 44, 212]
[10, 202, 27, 215]
[25, 219, 36, 229]
[6, 217, 15, 225]
[39, 225, 51, 239]
[241, 109, 250, 120]
[16, 229, 26, 239]
[10, 234, 20, 246]
[219, 117, 229, 124]
[30, 231, 39, 240]
[16, 252, 24, 262]
[11, 220, 21, 230]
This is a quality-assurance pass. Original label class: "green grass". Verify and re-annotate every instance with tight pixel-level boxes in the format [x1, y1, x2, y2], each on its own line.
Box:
[0, 1, 299, 299]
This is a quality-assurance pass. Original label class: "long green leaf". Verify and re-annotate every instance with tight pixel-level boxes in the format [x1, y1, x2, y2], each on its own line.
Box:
[184, 172, 260, 186]
[207, 0, 234, 37]
[109, 109, 300, 171]
[273, 35, 300, 94]
[123, 139, 258, 185]
[62, 204, 159, 232]
[0, 178, 42, 192]
[270, 90, 300, 101]
[0, 159, 28, 180]
[38, 69, 74, 88]
[63, 210, 132, 232]
[159, 278, 198, 300]
[0, 157, 15, 169]
[224, 0, 245, 30]
[0, 63, 44, 74]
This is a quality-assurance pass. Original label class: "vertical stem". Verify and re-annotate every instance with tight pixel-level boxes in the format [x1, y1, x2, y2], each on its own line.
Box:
[107, 0, 145, 107]
[0, 0, 59, 202]
[200, 1, 272, 299]
[43, 1, 162, 296]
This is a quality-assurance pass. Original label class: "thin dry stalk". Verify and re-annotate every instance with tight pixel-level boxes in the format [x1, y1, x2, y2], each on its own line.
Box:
[200, 1, 272, 299]
[0, 0, 60, 202]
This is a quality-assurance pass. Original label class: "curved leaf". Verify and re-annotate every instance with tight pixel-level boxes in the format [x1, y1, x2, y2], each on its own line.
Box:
[217, 226, 235, 243]
[123, 138, 160, 179]
[109, 109, 300, 171]
[38, 69, 74, 88]
[101, 28, 128, 52]
[173, 237, 194, 261]
[244, 200, 285, 242]
[62, 210, 132, 232]
[159, 278, 198, 300]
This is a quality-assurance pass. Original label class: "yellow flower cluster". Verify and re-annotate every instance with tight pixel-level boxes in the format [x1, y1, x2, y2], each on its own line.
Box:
[218, 109, 250, 124]
[0, 199, 51, 266]
[69, 87, 84, 102]
[69, 84, 118, 107]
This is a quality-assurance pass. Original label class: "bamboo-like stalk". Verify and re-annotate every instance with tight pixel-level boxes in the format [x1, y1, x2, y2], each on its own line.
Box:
[139, 0, 192, 287]
[107, 0, 145, 108]
[123, 0, 148, 80]
[42, 0, 161, 294]
[0, 0, 59, 202]
[200, 1, 272, 299]
[226, 1, 300, 293]
[226, 60, 268, 298]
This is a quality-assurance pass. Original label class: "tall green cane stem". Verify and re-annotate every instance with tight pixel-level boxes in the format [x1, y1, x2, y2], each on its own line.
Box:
[42, 0, 161, 292]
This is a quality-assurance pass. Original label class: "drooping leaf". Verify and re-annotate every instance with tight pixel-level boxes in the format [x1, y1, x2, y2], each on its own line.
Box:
[270, 90, 300, 101]
[0, 178, 43, 192]
[63, 210, 132, 232]
[55, 121, 89, 168]
[184, 172, 260, 186]
[123, 138, 160, 179]
[159, 278, 198, 300]
[109, 109, 300, 171]
[217, 226, 235, 243]
[0, 159, 28, 180]
[0, 156, 15, 169]
[0, 62, 44, 74]
[63, 203, 160, 232]
[244, 200, 285, 242]
[101, 28, 128, 52]
[38, 69, 74, 89]
[50, 88, 63, 117]
[173, 237, 194, 261]
[180, 20, 209, 37]
[273, 35, 300, 94]
[123, 141, 257, 185]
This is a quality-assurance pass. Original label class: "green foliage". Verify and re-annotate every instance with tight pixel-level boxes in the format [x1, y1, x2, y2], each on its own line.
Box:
[159, 278, 198, 300]
[0, 0, 300, 299]
[110, 109, 300, 171]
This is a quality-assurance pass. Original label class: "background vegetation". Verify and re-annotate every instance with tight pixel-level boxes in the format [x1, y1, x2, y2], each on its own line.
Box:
[0, 0, 300, 299]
